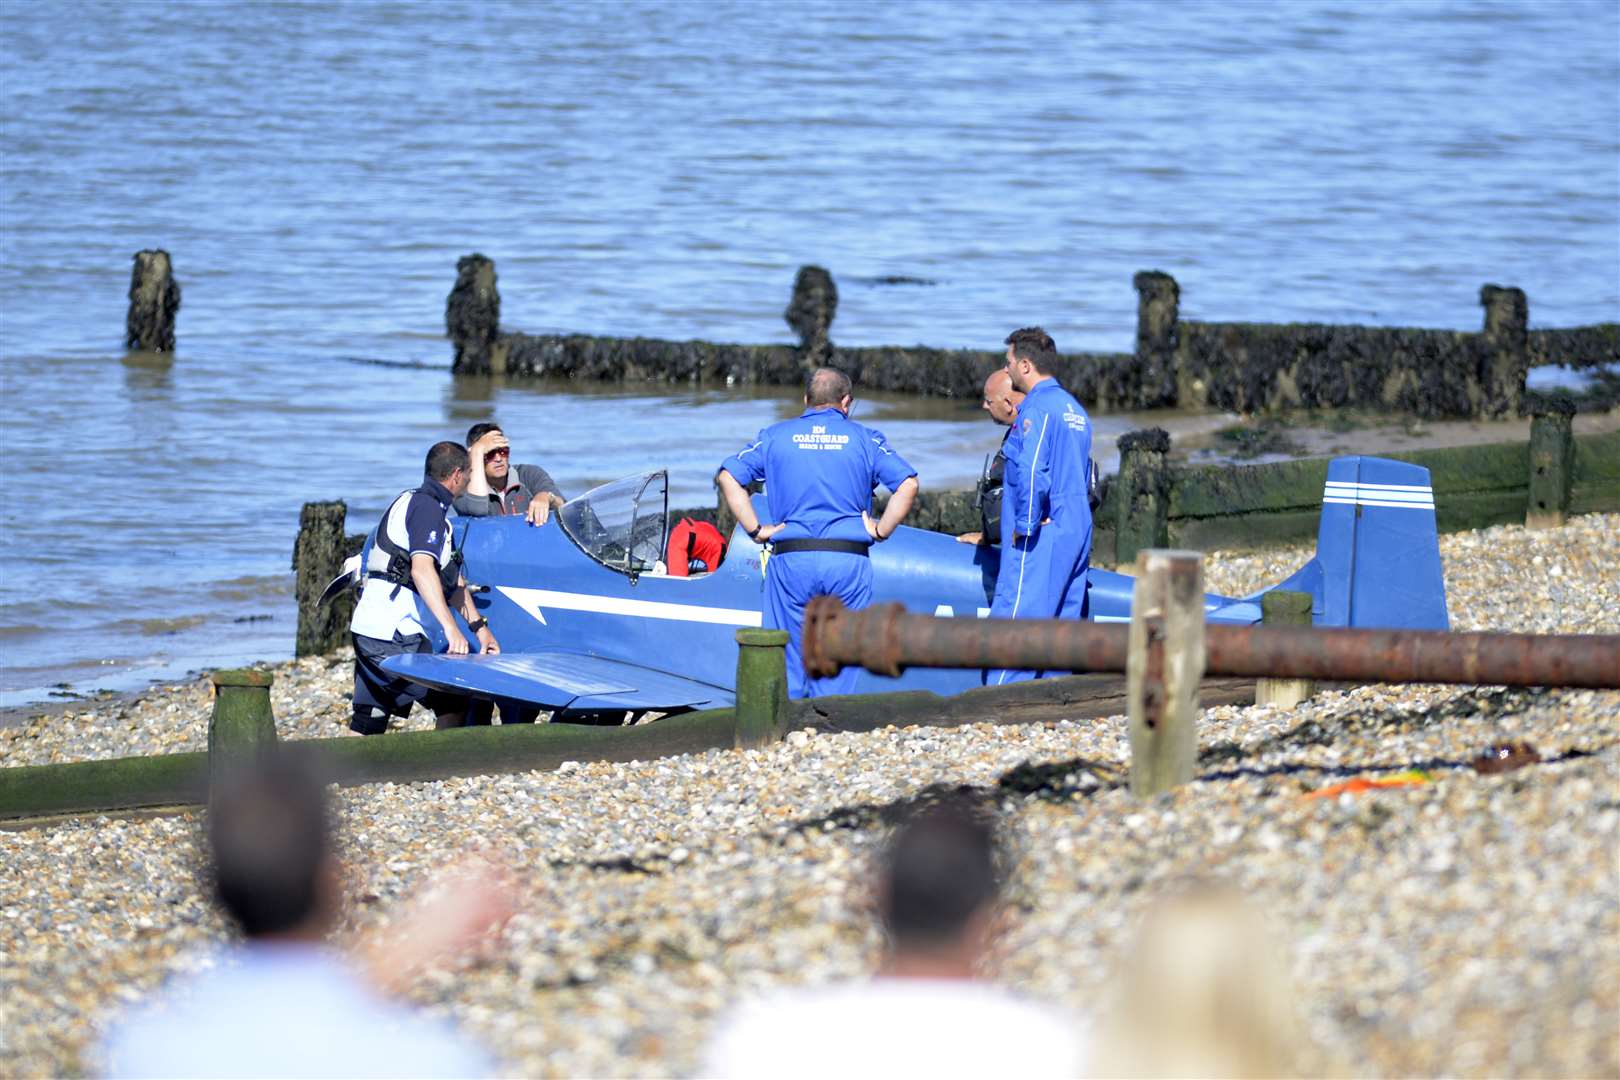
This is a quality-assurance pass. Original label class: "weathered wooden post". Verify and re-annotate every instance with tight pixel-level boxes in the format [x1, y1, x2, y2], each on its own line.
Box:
[292, 501, 351, 657]
[1115, 428, 1172, 567]
[1133, 270, 1180, 409]
[447, 253, 502, 374]
[1526, 398, 1576, 529]
[1479, 284, 1529, 418]
[1256, 590, 1314, 708]
[734, 628, 790, 749]
[126, 250, 181, 352]
[784, 265, 837, 367]
[1128, 550, 1204, 798]
[209, 669, 277, 802]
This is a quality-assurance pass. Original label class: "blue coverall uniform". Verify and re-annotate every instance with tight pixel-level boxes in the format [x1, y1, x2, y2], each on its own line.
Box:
[986, 378, 1094, 686]
[720, 407, 917, 698]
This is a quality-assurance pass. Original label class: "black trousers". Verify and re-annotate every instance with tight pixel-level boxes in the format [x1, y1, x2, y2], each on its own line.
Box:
[350, 631, 466, 734]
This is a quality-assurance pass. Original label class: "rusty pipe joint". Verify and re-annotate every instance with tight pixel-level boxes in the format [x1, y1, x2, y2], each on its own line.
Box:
[805, 598, 914, 678]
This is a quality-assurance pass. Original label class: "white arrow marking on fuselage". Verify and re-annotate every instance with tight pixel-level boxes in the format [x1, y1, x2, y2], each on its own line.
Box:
[499, 586, 764, 628]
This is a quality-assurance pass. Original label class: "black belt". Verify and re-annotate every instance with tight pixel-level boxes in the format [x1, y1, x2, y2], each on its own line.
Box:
[770, 538, 870, 557]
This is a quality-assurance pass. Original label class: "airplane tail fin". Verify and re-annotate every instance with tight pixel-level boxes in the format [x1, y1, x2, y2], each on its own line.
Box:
[1268, 456, 1449, 630]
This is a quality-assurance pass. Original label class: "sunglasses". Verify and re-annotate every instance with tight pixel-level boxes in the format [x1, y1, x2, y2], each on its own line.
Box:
[486, 447, 511, 458]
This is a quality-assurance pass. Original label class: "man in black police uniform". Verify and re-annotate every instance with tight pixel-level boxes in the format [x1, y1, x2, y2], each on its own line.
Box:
[956, 368, 1026, 547]
[348, 442, 499, 735]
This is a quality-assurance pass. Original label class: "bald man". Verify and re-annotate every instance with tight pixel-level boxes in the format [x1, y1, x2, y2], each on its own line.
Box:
[958, 369, 1027, 547]
[718, 367, 919, 698]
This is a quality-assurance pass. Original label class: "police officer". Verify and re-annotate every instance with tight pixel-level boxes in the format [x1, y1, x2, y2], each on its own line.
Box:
[986, 327, 1094, 686]
[348, 441, 499, 735]
[717, 367, 919, 698]
[956, 368, 1027, 547]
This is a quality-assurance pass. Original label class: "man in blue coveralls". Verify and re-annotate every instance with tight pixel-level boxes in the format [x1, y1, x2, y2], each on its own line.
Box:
[986, 327, 1094, 686]
[717, 368, 920, 698]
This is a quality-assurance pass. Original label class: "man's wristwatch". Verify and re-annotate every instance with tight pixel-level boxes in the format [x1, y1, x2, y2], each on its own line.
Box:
[748, 523, 766, 542]
[467, 617, 489, 633]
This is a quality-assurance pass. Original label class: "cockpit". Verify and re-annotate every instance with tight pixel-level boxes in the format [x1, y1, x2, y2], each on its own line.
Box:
[557, 472, 669, 577]
[555, 470, 731, 580]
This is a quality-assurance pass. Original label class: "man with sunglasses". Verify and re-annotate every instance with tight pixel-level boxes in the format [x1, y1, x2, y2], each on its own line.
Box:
[455, 422, 567, 525]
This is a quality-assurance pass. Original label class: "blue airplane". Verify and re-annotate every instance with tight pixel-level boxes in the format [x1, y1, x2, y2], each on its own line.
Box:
[357, 455, 1448, 718]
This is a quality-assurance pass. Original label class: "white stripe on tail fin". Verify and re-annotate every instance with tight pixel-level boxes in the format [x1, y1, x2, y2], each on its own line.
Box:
[1267, 457, 1449, 630]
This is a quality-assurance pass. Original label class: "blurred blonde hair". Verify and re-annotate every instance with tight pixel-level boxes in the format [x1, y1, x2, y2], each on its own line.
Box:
[1089, 880, 1307, 1078]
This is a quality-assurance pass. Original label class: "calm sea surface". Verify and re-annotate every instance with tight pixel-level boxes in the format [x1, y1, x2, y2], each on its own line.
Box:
[2, 0, 1616, 706]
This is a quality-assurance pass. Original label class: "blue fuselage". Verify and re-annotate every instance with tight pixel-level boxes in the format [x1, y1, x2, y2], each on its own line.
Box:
[444, 506, 1257, 698]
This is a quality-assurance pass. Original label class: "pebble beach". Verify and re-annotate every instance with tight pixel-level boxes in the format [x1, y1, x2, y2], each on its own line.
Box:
[2, 516, 1617, 1077]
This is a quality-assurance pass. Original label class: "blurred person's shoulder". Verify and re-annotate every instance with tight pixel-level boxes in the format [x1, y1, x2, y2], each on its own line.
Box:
[100, 944, 492, 1079]
[704, 978, 1083, 1079]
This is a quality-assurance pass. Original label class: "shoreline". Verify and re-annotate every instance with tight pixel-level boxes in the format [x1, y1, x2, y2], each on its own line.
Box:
[0, 680, 198, 732]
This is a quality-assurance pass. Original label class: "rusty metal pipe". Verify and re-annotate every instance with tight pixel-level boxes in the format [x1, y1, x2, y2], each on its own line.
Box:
[802, 598, 1620, 690]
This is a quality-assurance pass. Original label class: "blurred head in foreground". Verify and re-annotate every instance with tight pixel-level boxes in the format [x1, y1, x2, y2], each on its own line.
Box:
[1090, 881, 1306, 1078]
[104, 753, 501, 1078]
[209, 754, 337, 941]
[877, 796, 1003, 978]
[701, 796, 1084, 1079]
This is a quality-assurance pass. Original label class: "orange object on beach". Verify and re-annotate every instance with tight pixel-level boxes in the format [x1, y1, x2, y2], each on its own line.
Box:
[1304, 770, 1432, 800]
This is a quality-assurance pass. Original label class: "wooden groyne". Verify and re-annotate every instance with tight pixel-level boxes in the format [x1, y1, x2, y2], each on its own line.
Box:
[0, 645, 1255, 825]
[444, 255, 1617, 419]
[855, 412, 1617, 566]
[1091, 409, 1617, 565]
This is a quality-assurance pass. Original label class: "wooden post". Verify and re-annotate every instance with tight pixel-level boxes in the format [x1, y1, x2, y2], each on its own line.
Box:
[734, 628, 790, 749]
[209, 669, 277, 802]
[126, 250, 181, 353]
[1256, 590, 1314, 708]
[1526, 400, 1575, 529]
[1127, 550, 1204, 798]
[1115, 428, 1172, 567]
[784, 265, 837, 367]
[1133, 270, 1180, 408]
[292, 501, 352, 657]
[447, 253, 502, 374]
[1479, 284, 1529, 418]
[715, 480, 763, 542]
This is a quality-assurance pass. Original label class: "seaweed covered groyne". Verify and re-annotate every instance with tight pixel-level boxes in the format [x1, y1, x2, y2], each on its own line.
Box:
[445, 256, 1616, 419]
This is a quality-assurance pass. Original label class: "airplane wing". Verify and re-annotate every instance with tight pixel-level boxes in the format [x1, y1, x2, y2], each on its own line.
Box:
[378, 650, 735, 712]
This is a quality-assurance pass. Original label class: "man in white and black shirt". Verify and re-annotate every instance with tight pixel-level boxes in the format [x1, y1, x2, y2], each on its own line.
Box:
[349, 442, 498, 736]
